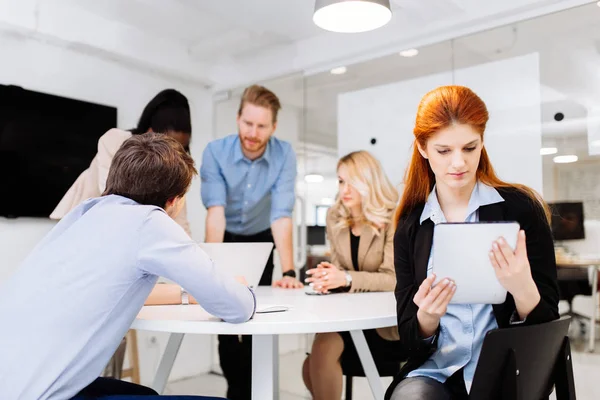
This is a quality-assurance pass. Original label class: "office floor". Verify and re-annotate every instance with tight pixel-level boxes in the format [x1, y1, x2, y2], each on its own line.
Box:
[164, 349, 390, 399]
[164, 333, 600, 399]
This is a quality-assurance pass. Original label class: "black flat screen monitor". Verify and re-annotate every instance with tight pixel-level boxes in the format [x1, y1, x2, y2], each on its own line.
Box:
[549, 201, 585, 241]
[307, 225, 327, 246]
[0, 85, 117, 218]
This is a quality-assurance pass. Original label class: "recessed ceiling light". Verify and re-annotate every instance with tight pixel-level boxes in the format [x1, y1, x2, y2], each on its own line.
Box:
[330, 66, 347, 75]
[553, 155, 578, 164]
[399, 48, 419, 57]
[305, 174, 325, 183]
[313, 0, 392, 33]
[540, 147, 558, 155]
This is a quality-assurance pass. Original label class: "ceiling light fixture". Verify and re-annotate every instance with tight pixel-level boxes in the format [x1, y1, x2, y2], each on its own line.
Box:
[313, 0, 392, 33]
[305, 174, 325, 183]
[330, 66, 347, 75]
[553, 155, 578, 164]
[399, 48, 419, 57]
[540, 147, 558, 155]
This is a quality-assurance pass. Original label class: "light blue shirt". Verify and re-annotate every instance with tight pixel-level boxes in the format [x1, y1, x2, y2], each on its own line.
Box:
[200, 134, 297, 235]
[0, 195, 256, 400]
[407, 181, 504, 392]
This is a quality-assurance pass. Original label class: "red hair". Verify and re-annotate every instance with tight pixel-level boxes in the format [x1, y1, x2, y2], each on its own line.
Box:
[395, 85, 549, 224]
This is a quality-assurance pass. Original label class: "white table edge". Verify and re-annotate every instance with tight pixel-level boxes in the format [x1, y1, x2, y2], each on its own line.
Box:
[131, 316, 397, 335]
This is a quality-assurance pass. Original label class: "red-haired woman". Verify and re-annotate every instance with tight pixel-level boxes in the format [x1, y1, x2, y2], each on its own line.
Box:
[386, 86, 559, 400]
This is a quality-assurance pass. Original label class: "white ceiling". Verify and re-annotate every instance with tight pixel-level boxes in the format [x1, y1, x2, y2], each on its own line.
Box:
[255, 2, 600, 161]
[0, 0, 592, 88]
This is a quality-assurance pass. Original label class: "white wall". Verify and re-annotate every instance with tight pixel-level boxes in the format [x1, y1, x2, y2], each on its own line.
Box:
[338, 54, 543, 193]
[587, 106, 600, 156]
[296, 179, 337, 226]
[0, 31, 213, 385]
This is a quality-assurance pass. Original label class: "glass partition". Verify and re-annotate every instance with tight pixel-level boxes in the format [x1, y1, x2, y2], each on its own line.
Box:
[211, 1, 600, 376]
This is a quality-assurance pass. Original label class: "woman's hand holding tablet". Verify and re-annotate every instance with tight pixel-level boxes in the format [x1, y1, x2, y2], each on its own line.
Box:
[489, 229, 541, 319]
[414, 273, 456, 337]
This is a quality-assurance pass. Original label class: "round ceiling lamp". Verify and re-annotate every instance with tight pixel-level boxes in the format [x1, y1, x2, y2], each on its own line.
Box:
[313, 0, 392, 33]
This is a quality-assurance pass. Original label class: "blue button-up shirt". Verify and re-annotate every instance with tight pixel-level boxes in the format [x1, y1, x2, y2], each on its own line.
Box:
[407, 181, 505, 392]
[200, 134, 297, 235]
[0, 195, 255, 400]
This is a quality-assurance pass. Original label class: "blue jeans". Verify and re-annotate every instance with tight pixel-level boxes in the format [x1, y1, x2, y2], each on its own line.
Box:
[70, 377, 225, 400]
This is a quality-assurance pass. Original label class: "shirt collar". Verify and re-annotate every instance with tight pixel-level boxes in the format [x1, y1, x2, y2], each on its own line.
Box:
[233, 135, 271, 164]
[419, 181, 505, 225]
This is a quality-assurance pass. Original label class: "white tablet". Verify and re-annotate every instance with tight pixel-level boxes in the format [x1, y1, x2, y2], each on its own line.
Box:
[432, 222, 520, 304]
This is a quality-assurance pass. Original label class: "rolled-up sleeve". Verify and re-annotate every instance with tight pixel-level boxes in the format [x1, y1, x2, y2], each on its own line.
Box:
[200, 145, 227, 209]
[270, 146, 297, 223]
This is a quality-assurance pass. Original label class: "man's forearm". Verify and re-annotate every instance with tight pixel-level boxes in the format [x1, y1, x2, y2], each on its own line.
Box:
[271, 217, 294, 272]
[145, 284, 197, 305]
[205, 206, 226, 243]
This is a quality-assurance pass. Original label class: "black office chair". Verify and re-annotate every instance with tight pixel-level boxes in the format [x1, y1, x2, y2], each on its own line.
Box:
[341, 357, 403, 400]
[558, 267, 592, 335]
[470, 316, 575, 400]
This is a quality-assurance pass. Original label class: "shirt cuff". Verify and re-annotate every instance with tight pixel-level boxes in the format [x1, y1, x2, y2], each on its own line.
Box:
[270, 210, 293, 224]
[203, 199, 227, 209]
[420, 332, 437, 345]
[509, 310, 526, 325]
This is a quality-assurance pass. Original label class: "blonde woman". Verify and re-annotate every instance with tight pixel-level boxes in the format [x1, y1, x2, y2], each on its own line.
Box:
[302, 150, 405, 400]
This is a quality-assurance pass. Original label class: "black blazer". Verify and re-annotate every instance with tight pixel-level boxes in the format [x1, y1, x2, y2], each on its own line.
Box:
[385, 187, 559, 398]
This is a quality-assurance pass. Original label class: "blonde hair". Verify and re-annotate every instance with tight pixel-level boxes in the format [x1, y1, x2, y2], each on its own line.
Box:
[329, 151, 399, 234]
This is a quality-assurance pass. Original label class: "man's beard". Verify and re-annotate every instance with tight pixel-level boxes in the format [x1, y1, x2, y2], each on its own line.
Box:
[242, 137, 267, 152]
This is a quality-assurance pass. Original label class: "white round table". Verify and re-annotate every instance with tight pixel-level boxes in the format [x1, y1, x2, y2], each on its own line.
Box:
[132, 287, 398, 400]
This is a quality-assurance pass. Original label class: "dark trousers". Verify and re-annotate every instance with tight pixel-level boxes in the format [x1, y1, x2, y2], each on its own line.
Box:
[218, 229, 275, 400]
[70, 377, 225, 399]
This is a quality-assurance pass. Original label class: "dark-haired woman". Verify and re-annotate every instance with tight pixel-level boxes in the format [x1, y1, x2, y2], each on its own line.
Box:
[51, 89, 193, 235]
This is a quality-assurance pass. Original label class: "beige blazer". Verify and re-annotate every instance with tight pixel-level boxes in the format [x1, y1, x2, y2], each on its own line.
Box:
[326, 209, 399, 341]
[50, 128, 191, 236]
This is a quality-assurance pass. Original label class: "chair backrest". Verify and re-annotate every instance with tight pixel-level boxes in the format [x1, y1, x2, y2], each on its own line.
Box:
[470, 316, 573, 400]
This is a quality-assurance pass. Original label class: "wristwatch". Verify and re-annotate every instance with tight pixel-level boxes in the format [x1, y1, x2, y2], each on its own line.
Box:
[344, 271, 353, 288]
[180, 287, 189, 305]
[282, 270, 297, 279]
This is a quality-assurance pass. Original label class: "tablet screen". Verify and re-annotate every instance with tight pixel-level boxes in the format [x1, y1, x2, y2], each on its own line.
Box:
[431, 222, 519, 304]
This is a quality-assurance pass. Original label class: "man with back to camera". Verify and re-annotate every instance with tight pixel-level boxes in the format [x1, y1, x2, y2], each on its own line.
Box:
[200, 84, 302, 400]
[0, 134, 255, 400]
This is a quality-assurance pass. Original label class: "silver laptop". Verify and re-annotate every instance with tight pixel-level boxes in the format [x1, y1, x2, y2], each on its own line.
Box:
[198, 242, 273, 288]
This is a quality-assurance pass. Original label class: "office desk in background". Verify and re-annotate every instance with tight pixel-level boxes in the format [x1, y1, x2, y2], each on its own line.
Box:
[132, 287, 397, 400]
[556, 256, 600, 352]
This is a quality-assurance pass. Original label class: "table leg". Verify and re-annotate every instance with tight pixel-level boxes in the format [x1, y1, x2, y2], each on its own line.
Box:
[151, 333, 185, 394]
[589, 267, 598, 353]
[252, 334, 279, 400]
[349, 330, 385, 400]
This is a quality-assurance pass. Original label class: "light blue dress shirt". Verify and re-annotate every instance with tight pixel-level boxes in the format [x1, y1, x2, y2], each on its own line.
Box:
[407, 181, 505, 392]
[200, 134, 297, 236]
[0, 195, 256, 400]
